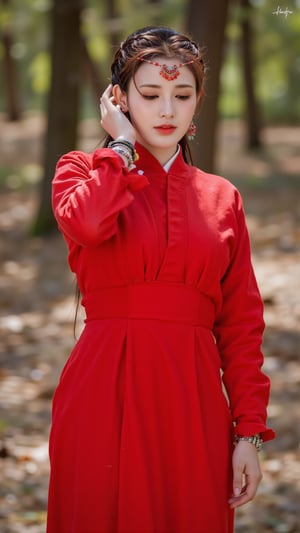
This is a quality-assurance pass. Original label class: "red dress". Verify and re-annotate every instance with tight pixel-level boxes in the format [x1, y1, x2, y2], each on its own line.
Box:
[47, 143, 275, 533]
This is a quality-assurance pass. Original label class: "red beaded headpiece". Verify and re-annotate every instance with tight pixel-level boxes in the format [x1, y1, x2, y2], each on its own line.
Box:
[138, 57, 195, 81]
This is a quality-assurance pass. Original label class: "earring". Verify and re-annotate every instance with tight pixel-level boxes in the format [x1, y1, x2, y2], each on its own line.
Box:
[187, 121, 197, 141]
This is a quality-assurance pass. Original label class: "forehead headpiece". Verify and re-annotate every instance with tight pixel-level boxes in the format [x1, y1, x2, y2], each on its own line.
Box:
[138, 57, 195, 81]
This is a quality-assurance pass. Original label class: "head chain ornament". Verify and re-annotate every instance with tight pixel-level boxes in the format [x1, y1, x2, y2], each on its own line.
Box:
[138, 57, 196, 81]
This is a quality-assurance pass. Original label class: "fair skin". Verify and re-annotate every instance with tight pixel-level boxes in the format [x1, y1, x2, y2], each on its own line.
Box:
[100, 58, 197, 165]
[100, 58, 263, 508]
[229, 440, 262, 509]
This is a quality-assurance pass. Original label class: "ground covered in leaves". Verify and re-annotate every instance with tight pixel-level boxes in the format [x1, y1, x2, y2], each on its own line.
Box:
[0, 114, 299, 532]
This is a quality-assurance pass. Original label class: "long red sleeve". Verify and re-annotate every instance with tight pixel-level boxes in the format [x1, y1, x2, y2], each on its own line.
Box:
[52, 148, 149, 247]
[213, 190, 275, 441]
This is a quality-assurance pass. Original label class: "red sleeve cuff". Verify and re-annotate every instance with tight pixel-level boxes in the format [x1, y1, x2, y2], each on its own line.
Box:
[234, 424, 276, 443]
[92, 148, 149, 192]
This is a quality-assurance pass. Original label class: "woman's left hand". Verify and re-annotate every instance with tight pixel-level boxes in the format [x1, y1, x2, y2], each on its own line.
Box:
[228, 441, 262, 509]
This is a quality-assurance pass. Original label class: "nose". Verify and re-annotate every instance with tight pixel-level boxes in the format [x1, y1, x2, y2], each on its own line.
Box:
[160, 98, 174, 118]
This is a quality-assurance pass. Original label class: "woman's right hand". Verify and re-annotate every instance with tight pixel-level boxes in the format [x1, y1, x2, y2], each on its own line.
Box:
[99, 84, 136, 144]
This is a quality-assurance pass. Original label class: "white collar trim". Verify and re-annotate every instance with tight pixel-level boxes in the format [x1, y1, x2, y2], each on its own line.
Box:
[163, 145, 180, 172]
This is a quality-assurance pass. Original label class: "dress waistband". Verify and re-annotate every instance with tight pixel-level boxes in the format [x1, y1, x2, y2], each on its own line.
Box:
[82, 283, 215, 328]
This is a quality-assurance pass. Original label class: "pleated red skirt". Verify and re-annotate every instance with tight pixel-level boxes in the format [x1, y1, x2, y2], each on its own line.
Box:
[47, 283, 234, 533]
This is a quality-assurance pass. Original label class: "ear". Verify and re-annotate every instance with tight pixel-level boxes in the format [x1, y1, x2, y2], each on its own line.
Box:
[112, 84, 129, 112]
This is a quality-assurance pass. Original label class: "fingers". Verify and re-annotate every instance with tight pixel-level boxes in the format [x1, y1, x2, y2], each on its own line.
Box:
[99, 84, 112, 113]
[229, 441, 262, 509]
[228, 475, 260, 509]
[100, 84, 125, 118]
[231, 463, 243, 502]
[99, 84, 135, 141]
[99, 84, 118, 130]
[100, 84, 113, 103]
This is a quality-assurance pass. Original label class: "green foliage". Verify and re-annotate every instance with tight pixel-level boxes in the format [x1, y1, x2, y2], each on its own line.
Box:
[28, 51, 51, 94]
[255, 0, 300, 122]
[0, 0, 299, 122]
[220, 0, 300, 122]
[0, 0, 51, 110]
[0, 164, 42, 190]
[219, 49, 244, 118]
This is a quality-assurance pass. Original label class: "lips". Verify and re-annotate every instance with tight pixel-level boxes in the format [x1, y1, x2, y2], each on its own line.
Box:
[154, 125, 176, 135]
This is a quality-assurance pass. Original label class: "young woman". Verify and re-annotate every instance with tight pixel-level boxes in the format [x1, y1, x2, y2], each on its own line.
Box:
[47, 26, 275, 533]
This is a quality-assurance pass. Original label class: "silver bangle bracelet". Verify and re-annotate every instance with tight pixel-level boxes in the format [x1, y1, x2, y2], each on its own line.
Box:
[110, 146, 135, 170]
[108, 139, 139, 166]
[234, 434, 263, 451]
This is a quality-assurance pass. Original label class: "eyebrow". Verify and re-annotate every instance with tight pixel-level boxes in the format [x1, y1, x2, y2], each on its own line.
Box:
[139, 83, 195, 89]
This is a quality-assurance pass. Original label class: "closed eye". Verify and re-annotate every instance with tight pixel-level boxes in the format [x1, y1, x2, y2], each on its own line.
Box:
[142, 95, 158, 100]
[142, 94, 191, 101]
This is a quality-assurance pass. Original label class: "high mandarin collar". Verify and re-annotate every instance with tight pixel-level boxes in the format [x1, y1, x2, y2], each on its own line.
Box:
[133, 142, 190, 182]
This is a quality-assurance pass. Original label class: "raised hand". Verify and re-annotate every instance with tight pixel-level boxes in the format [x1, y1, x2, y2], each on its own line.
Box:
[99, 84, 136, 144]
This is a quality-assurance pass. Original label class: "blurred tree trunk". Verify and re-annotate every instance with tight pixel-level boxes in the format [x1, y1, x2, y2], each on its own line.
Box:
[32, 0, 83, 235]
[1, 0, 21, 121]
[106, 0, 121, 49]
[240, 0, 262, 148]
[146, 0, 163, 24]
[186, 0, 230, 172]
[80, 35, 104, 103]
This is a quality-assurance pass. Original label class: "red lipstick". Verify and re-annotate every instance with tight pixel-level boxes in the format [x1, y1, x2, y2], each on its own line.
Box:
[155, 125, 176, 135]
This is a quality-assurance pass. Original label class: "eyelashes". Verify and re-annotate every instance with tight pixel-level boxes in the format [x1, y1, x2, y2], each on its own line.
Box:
[142, 95, 157, 100]
[141, 95, 191, 100]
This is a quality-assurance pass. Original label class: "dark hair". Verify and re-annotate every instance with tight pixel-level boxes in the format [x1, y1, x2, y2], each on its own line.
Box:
[103, 26, 206, 164]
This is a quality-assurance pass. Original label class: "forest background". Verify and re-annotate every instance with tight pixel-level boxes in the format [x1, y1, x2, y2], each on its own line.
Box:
[0, 0, 300, 531]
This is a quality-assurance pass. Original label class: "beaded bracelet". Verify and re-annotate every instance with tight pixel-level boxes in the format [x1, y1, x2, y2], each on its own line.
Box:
[108, 143, 137, 170]
[114, 139, 135, 159]
[108, 139, 139, 165]
[111, 146, 133, 168]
